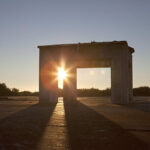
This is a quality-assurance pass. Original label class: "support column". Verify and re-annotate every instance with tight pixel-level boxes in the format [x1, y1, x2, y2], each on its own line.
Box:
[63, 63, 77, 102]
[128, 54, 133, 102]
[111, 49, 129, 104]
[39, 50, 58, 103]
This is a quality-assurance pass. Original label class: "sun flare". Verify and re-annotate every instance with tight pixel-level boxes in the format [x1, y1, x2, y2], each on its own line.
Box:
[58, 67, 67, 80]
[58, 67, 67, 89]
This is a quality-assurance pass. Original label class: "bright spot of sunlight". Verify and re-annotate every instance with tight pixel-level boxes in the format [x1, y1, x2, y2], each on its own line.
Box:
[58, 67, 67, 88]
[89, 70, 95, 75]
[100, 69, 105, 75]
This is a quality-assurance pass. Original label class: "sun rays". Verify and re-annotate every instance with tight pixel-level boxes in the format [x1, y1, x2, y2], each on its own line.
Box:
[58, 67, 67, 89]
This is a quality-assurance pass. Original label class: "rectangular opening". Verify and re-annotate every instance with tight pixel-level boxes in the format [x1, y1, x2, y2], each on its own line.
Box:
[77, 68, 111, 100]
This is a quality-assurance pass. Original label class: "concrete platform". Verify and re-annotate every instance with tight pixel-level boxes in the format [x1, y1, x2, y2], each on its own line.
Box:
[0, 96, 150, 150]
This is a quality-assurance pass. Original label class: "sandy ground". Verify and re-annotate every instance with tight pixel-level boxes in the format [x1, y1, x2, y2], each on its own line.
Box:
[0, 96, 150, 150]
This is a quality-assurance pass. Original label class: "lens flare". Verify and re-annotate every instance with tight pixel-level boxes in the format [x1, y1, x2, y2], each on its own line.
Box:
[58, 67, 67, 89]
[58, 67, 67, 80]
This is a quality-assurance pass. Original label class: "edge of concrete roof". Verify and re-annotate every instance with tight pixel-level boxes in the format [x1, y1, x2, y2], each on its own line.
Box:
[37, 41, 127, 48]
[37, 41, 134, 53]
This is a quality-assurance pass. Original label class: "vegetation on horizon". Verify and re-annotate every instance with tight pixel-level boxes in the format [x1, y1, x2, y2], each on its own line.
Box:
[0, 83, 150, 97]
[0, 83, 38, 96]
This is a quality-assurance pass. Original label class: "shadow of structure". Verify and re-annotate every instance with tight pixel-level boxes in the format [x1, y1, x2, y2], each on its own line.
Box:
[0, 103, 56, 150]
[128, 100, 150, 113]
[64, 100, 150, 150]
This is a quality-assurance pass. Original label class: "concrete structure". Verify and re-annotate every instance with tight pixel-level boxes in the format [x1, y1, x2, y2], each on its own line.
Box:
[38, 41, 134, 104]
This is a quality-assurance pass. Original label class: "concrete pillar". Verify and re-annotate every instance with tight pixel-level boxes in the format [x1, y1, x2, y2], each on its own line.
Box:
[128, 54, 133, 102]
[63, 63, 77, 102]
[111, 49, 129, 104]
[39, 51, 58, 103]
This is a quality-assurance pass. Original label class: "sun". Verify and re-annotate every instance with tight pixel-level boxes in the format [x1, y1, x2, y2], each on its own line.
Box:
[57, 67, 67, 89]
[58, 67, 67, 80]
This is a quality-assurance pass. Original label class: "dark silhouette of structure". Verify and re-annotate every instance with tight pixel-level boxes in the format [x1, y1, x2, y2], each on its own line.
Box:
[38, 41, 134, 104]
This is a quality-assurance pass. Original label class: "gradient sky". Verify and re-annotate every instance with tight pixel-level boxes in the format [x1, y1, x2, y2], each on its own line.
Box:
[0, 0, 150, 91]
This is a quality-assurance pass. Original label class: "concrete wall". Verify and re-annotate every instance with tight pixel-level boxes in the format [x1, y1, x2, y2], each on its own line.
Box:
[111, 44, 129, 104]
[39, 49, 58, 103]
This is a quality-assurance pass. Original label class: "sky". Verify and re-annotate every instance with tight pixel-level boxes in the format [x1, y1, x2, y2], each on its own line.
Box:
[0, 0, 150, 91]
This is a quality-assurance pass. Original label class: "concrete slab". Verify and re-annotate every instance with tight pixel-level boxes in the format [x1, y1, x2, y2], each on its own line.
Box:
[0, 96, 149, 150]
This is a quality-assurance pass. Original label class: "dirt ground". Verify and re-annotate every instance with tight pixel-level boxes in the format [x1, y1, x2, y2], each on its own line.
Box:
[0, 96, 150, 150]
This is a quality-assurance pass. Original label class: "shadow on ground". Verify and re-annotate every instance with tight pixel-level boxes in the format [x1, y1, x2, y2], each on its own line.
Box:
[0, 97, 150, 150]
[0, 103, 56, 150]
[64, 99, 150, 150]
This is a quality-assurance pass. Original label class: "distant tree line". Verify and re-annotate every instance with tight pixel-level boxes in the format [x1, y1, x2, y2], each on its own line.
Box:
[133, 87, 150, 96]
[1, 82, 150, 97]
[76, 88, 111, 97]
[0, 83, 38, 96]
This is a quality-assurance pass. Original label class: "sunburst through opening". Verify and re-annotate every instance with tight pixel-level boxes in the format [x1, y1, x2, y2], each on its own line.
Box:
[58, 67, 67, 88]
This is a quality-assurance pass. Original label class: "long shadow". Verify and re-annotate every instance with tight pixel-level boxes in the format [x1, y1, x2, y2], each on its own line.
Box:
[64, 100, 150, 150]
[128, 101, 150, 113]
[0, 103, 56, 150]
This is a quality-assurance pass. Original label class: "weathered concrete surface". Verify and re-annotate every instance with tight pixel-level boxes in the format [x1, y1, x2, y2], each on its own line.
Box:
[0, 96, 150, 150]
[38, 41, 134, 104]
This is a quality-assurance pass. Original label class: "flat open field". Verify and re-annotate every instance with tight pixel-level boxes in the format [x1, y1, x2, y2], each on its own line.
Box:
[0, 96, 150, 150]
